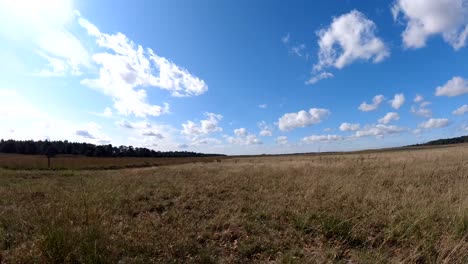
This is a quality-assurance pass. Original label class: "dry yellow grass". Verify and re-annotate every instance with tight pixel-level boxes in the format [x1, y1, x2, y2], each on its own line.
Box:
[0, 154, 228, 170]
[1, 145, 468, 263]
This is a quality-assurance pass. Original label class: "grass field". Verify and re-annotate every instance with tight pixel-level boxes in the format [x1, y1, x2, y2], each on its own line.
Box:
[1, 145, 468, 263]
[0, 154, 229, 170]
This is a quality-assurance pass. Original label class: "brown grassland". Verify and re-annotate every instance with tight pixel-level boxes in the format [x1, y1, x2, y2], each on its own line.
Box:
[1, 145, 468, 263]
[0, 154, 229, 170]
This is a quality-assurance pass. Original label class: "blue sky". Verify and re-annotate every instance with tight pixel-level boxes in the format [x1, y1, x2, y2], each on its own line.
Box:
[0, 0, 467, 155]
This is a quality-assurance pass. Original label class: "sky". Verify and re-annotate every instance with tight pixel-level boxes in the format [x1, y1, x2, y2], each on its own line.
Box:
[0, 0, 467, 155]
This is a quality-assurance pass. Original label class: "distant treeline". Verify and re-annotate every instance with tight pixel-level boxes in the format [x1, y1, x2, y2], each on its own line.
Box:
[0, 139, 225, 158]
[412, 135, 468, 146]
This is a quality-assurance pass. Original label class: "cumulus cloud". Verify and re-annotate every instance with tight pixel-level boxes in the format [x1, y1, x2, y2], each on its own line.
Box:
[339, 122, 360, 132]
[389, 93, 405, 109]
[306, 72, 334, 85]
[302, 134, 344, 143]
[275, 136, 288, 145]
[278, 108, 330, 131]
[453, 104, 468, 115]
[234, 128, 247, 137]
[258, 121, 273, 137]
[435, 76, 468, 97]
[75, 130, 95, 139]
[181, 113, 223, 140]
[355, 124, 406, 138]
[418, 118, 451, 129]
[358, 95, 385, 112]
[125, 122, 179, 151]
[227, 128, 262, 145]
[142, 131, 164, 139]
[411, 101, 432, 117]
[78, 17, 207, 117]
[117, 120, 134, 129]
[314, 10, 389, 72]
[117, 120, 151, 130]
[414, 94, 424, 103]
[392, 0, 468, 49]
[259, 130, 272, 137]
[378, 112, 400, 124]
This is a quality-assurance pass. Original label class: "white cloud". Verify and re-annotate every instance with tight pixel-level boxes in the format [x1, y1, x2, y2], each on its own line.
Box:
[91, 107, 113, 118]
[302, 134, 344, 143]
[290, 44, 306, 57]
[453, 104, 468, 115]
[258, 104, 268, 109]
[306, 72, 334, 85]
[147, 50, 208, 97]
[282, 33, 290, 44]
[378, 112, 400, 124]
[414, 94, 424, 103]
[36, 29, 90, 76]
[78, 17, 207, 117]
[435, 76, 468, 97]
[392, 0, 468, 49]
[418, 118, 451, 129]
[181, 112, 223, 139]
[411, 101, 432, 117]
[0, 1, 91, 76]
[102, 107, 113, 117]
[314, 10, 389, 72]
[260, 130, 273, 137]
[0, 90, 112, 143]
[234, 128, 247, 137]
[355, 124, 406, 138]
[278, 108, 330, 131]
[389, 93, 405, 109]
[275, 136, 288, 145]
[227, 128, 262, 145]
[125, 122, 180, 151]
[339, 122, 360, 132]
[258, 121, 273, 137]
[358, 95, 385, 112]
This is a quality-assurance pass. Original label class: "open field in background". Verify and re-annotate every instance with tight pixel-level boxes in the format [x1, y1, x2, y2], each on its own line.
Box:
[0, 154, 230, 170]
[1, 145, 468, 263]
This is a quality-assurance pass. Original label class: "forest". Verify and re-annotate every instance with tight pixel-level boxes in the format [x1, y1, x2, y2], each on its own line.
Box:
[0, 139, 224, 158]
